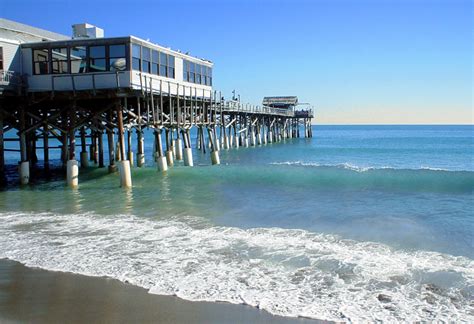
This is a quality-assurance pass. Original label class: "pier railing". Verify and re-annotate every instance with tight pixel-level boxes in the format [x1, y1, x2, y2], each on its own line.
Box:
[0, 70, 24, 95]
[0, 70, 21, 86]
[217, 100, 295, 117]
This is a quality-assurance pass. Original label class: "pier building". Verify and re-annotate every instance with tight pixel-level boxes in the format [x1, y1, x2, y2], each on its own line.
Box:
[0, 18, 313, 188]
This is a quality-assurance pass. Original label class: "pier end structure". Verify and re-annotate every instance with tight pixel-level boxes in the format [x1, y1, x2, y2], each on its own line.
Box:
[0, 18, 313, 187]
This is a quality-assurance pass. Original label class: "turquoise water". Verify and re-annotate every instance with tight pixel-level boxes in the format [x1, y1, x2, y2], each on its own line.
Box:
[0, 125, 473, 321]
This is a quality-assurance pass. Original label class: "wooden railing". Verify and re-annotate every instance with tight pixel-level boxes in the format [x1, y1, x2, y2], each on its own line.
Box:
[0, 70, 20, 86]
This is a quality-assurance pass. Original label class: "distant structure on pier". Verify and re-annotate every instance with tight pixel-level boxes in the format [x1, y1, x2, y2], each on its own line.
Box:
[262, 96, 298, 109]
[0, 18, 313, 188]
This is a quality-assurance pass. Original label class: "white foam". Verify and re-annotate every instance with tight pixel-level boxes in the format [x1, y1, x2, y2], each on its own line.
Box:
[270, 161, 374, 172]
[0, 212, 473, 322]
[269, 161, 458, 173]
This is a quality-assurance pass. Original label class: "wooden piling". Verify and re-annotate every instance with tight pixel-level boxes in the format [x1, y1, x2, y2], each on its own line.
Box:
[68, 107, 76, 161]
[98, 131, 104, 168]
[107, 110, 116, 172]
[43, 122, 49, 171]
[61, 132, 68, 164]
[116, 104, 126, 161]
[19, 107, 27, 163]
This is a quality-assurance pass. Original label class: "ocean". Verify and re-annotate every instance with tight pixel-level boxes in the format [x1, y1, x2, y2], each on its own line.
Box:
[0, 125, 472, 321]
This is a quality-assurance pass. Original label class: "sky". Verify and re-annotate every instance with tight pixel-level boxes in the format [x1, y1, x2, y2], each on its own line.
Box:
[2, 0, 472, 124]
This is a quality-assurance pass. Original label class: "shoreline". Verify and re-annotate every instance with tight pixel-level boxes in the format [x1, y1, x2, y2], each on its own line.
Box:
[0, 258, 326, 324]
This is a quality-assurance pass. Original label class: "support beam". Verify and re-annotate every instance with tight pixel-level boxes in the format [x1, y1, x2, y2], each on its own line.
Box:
[165, 128, 174, 167]
[67, 105, 79, 188]
[61, 132, 68, 165]
[117, 103, 132, 188]
[182, 129, 193, 167]
[43, 122, 49, 171]
[98, 131, 104, 168]
[207, 127, 220, 165]
[80, 126, 88, 168]
[156, 129, 168, 172]
[19, 107, 29, 185]
[127, 130, 134, 166]
[107, 110, 116, 173]
[136, 97, 145, 167]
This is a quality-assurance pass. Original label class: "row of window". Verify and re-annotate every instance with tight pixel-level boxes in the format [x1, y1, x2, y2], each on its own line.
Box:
[132, 44, 175, 78]
[183, 60, 212, 86]
[33, 44, 127, 75]
[30, 43, 213, 87]
[0, 47, 3, 70]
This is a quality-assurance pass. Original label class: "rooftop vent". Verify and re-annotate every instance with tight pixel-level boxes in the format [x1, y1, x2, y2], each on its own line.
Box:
[72, 23, 104, 39]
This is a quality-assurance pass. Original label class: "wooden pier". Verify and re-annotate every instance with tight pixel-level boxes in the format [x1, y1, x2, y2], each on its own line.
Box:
[0, 19, 313, 188]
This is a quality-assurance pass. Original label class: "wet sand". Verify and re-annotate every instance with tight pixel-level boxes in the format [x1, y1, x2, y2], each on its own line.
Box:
[0, 259, 324, 324]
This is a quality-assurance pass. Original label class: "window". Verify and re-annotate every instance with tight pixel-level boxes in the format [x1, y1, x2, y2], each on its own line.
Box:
[142, 47, 151, 73]
[168, 55, 175, 78]
[33, 48, 50, 75]
[189, 62, 195, 83]
[89, 45, 106, 72]
[183, 59, 211, 85]
[202, 66, 207, 85]
[51, 48, 68, 74]
[109, 44, 126, 71]
[132, 44, 141, 71]
[183, 60, 188, 81]
[152, 50, 159, 75]
[70, 46, 87, 73]
[0, 47, 3, 70]
[196, 64, 202, 85]
[159, 52, 167, 77]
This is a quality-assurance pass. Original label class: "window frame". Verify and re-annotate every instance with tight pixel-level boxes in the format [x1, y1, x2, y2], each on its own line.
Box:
[141, 46, 151, 73]
[131, 43, 141, 71]
[70, 45, 87, 74]
[88, 45, 107, 73]
[109, 44, 127, 72]
[51, 47, 69, 74]
[33, 48, 51, 75]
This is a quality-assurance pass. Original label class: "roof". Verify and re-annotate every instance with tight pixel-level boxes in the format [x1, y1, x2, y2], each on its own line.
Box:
[262, 96, 298, 107]
[0, 18, 69, 43]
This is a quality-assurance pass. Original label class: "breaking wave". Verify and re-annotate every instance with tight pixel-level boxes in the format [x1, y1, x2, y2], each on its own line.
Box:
[269, 161, 456, 173]
[266, 162, 474, 194]
[0, 212, 473, 322]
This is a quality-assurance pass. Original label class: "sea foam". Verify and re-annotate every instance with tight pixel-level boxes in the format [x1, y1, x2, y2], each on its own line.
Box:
[0, 212, 472, 322]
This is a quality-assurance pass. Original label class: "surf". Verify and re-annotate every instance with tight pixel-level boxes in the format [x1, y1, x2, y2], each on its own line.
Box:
[0, 212, 472, 322]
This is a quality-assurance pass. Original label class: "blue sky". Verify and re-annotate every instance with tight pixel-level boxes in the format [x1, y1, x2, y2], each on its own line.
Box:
[2, 0, 472, 124]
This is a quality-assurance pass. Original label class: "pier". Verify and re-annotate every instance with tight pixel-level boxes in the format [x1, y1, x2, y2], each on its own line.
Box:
[0, 19, 313, 188]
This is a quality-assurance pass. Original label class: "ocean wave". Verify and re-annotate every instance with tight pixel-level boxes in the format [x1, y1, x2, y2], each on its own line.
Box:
[264, 162, 474, 194]
[269, 161, 457, 173]
[0, 212, 473, 322]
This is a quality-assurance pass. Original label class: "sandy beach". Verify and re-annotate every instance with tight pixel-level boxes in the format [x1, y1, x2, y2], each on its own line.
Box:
[0, 259, 324, 324]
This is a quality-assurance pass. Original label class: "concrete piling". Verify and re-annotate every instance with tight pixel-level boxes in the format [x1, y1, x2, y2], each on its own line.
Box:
[66, 160, 79, 188]
[117, 103, 132, 188]
[19, 161, 29, 185]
